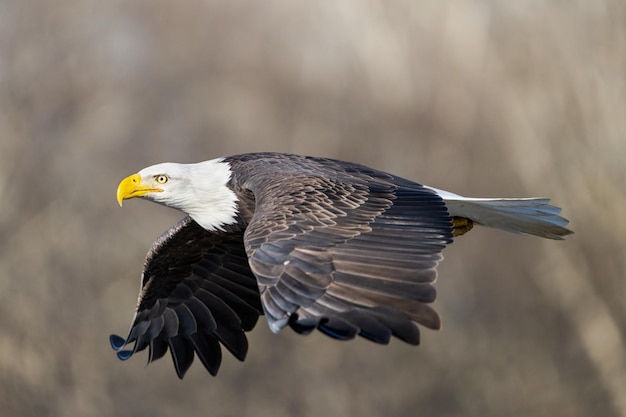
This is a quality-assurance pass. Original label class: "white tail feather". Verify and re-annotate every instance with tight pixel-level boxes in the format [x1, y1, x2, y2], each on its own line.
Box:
[427, 187, 573, 240]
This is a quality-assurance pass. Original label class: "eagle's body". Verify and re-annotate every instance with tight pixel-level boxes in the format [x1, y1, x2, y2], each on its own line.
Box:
[111, 152, 572, 378]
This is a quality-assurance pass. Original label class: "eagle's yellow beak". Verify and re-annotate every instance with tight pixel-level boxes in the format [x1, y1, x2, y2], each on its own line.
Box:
[116, 174, 163, 206]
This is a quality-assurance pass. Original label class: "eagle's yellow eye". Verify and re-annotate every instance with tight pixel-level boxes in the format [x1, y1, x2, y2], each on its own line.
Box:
[155, 175, 169, 184]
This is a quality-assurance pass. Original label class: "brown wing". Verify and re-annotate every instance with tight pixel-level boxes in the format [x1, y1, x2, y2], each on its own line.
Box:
[110, 216, 262, 378]
[244, 171, 454, 345]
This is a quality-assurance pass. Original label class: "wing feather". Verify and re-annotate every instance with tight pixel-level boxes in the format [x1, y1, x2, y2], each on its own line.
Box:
[240, 157, 453, 343]
[110, 217, 262, 378]
[168, 335, 195, 378]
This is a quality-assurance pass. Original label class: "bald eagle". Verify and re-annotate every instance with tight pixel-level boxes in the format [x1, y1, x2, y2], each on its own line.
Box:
[110, 152, 572, 378]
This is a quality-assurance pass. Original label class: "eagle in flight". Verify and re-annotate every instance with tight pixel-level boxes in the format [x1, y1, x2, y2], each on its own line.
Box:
[110, 152, 572, 378]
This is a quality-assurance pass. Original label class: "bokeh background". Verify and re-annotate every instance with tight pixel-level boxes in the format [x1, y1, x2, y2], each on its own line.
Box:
[1, 1, 624, 416]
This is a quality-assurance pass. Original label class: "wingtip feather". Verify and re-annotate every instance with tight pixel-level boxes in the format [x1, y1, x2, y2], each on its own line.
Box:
[116, 350, 135, 361]
[110, 334, 128, 351]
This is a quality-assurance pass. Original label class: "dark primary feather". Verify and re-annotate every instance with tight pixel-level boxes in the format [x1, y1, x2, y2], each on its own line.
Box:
[110, 216, 263, 378]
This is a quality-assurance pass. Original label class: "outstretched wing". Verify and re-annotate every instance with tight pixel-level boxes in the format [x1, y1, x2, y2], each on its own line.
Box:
[244, 169, 454, 346]
[110, 216, 262, 378]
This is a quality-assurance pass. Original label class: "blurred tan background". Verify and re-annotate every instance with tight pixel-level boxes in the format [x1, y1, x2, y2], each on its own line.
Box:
[1, 1, 625, 416]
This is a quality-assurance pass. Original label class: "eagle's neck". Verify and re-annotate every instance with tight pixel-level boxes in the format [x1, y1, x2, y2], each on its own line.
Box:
[179, 159, 240, 232]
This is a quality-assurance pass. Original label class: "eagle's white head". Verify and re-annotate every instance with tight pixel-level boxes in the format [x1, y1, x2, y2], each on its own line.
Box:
[116, 158, 239, 231]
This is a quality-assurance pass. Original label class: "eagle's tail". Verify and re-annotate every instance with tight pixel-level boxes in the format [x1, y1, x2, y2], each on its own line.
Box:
[427, 187, 573, 240]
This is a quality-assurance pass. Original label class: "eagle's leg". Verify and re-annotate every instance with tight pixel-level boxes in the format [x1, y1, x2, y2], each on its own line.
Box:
[452, 217, 474, 237]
